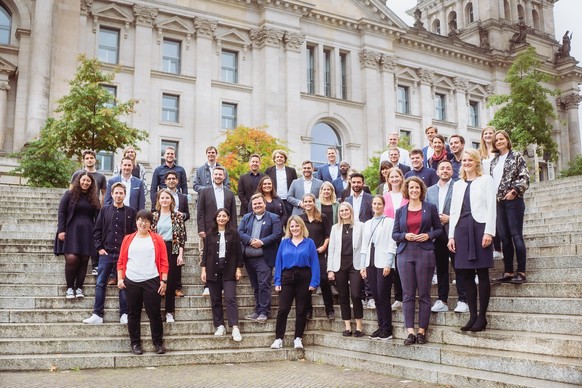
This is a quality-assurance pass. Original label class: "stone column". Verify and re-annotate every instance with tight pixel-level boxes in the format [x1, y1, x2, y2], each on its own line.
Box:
[282, 31, 305, 148]
[380, 54, 398, 142]
[25, 0, 54, 141]
[557, 93, 582, 165]
[454, 77, 469, 138]
[0, 79, 10, 151]
[416, 68, 434, 131]
[359, 49, 382, 165]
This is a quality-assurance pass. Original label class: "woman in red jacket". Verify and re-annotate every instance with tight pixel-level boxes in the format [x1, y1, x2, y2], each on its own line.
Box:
[117, 210, 169, 355]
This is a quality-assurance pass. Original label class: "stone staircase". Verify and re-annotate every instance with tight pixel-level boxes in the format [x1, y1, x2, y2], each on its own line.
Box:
[0, 179, 580, 386]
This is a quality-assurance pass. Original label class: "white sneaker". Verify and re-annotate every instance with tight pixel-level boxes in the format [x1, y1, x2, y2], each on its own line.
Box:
[271, 338, 283, 349]
[91, 267, 98, 276]
[232, 327, 242, 342]
[166, 313, 175, 323]
[293, 337, 304, 349]
[391, 300, 402, 311]
[432, 274, 438, 285]
[202, 287, 210, 296]
[66, 288, 75, 299]
[367, 299, 376, 309]
[475, 275, 479, 285]
[75, 289, 84, 298]
[214, 325, 226, 336]
[454, 301, 470, 313]
[493, 251, 503, 260]
[119, 313, 128, 324]
[83, 314, 103, 324]
[431, 300, 449, 313]
[452, 279, 457, 285]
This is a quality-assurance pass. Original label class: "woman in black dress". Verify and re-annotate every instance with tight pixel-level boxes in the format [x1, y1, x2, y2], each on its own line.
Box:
[55, 172, 100, 299]
[448, 149, 496, 331]
[316, 181, 339, 224]
[250, 176, 288, 227]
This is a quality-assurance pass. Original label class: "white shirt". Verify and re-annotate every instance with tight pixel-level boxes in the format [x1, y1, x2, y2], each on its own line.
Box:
[352, 193, 363, 220]
[219, 231, 226, 258]
[126, 236, 158, 282]
[482, 154, 494, 176]
[213, 184, 225, 209]
[170, 189, 180, 208]
[492, 153, 508, 190]
[275, 166, 288, 199]
[121, 175, 132, 207]
[328, 164, 339, 180]
[438, 179, 452, 214]
[379, 147, 411, 168]
[303, 178, 313, 196]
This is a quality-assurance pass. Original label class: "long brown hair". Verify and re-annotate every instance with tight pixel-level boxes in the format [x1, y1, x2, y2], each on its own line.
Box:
[302, 193, 322, 223]
[70, 172, 100, 209]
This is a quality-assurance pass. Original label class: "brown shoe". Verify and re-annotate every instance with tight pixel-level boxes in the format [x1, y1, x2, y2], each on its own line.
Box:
[175, 289, 185, 298]
[107, 278, 117, 286]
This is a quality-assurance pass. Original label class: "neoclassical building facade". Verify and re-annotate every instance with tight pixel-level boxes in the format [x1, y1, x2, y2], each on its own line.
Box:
[0, 0, 580, 179]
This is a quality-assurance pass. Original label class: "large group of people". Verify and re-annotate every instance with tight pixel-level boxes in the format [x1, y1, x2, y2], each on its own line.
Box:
[54, 124, 529, 354]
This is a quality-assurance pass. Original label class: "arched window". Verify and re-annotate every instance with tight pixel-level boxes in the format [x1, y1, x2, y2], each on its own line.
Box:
[310, 122, 342, 166]
[465, 2, 474, 25]
[517, 4, 525, 20]
[532, 9, 540, 30]
[0, 4, 11, 45]
[504, 0, 511, 21]
[432, 19, 441, 35]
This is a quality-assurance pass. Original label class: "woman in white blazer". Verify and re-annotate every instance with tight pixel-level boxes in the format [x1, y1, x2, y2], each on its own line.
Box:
[448, 149, 496, 332]
[360, 195, 398, 340]
[327, 202, 364, 337]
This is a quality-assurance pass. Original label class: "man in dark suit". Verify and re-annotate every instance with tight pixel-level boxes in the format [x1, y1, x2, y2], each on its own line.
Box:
[426, 160, 467, 314]
[405, 149, 438, 188]
[316, 147, 340, 183]
[105, 157, 146, 211]
[237, 153, 265, 216]
[332, 161, 350, 201]
[238, 193, 283, 323]
[287, 160, 324, 216]
[264, 149, 297, 216]
[345, 173, 374, 222]
[384, 147, 411, 175]
[340, 169, 372, 204]
[197, 166, 237, 240]
[193, 146, 231, 192]
[150, 146, 188, 204]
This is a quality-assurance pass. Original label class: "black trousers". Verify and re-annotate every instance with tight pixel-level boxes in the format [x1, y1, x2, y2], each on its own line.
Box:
[392, 261, 403, 302]
[367, 266, 394, 331]
[275, 267, 312, 340]
[434, 232, 466, 303]
[308, 255, 334, 315]
[207, 273, 239, 327]
[335, 265, 363, 320]
[164, 241, 178, 314]
[125, 277, 163, 347]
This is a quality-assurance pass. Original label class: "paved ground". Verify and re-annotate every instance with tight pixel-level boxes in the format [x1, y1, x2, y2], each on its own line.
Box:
[0, 360, 438, 387]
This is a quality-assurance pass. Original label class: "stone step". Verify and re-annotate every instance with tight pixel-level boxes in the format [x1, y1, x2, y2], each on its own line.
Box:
[525, 222, 582, 234]
[524, 232, 582, 247]
[526, 244, 581, 257]
[524, 208, 582, 220]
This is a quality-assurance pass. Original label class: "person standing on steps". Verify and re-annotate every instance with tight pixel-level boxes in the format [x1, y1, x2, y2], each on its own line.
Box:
[84, 182, 137, 325]
[264, 149, 298, 216]
[150, 146, 188, 208]
[193, 146, 231, 192]
[448, 150, 496, 332]
[55, 172, 101, 299]
[238, 154, 266, 216]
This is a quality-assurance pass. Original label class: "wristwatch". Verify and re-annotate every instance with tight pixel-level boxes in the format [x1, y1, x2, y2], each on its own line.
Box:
[161, 279, 167, 284]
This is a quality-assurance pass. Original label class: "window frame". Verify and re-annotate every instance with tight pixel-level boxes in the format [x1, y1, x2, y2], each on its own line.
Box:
[221, 102, 238, 130]
[96, 151, 114, 173]
[98, 27, 120, 64]
[310, 122, 343, 166]
[161, 93, 180, 123]
[162, 38, 181, 74]
[323, 48, 332, 97]
[0, 5, 11, 45]
[101, 85, 117, 108]
[397, 85, 410, 114]
[434, 93, 446, 121]
[469, 100, 480, 127]
[339, 52, 348, 100]
[306, 45, 315, 94]
[221, 49, 238, 84]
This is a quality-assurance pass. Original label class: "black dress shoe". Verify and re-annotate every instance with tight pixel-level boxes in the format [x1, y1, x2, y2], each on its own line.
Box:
[131, 344, 143, 355]
[492, 274, 514, 283]
[469, 319, 488, 332]
[417, 333, 427, 344]
[511, 274, 526, 284]
[404, 333, 416, 346]
[155, 344, 166, 354]
[353, 330, 364, 337]
[342, 330, 352, 337]
[327, 312, 335, 320]
[461, 317, 477, 331]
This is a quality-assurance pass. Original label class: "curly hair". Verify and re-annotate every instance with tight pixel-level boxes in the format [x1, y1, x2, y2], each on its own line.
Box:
[70, 172, 100, 209]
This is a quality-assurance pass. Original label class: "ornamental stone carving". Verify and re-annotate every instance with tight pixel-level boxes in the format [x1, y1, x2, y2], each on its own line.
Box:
[0, 82, 10, 91]
[249, 26, 285, 49]
[416, 68, 434, 85]
[359, 49, 381, 69]
[557, 93, 582, 111]
[283, 32, 305, 52]
[194, 17, 217, 38]
[80, 0, 93, 15]
[379, 54, 398, 72]
[485, 84, 494, 96]
[133, 5, 158, 27]
[453, 77, 468, 92]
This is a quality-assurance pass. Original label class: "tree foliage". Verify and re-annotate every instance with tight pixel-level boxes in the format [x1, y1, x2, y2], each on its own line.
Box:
[487, 47, 559, 161]
[362, 153, 382, 190]
[560, 155, 582, 177]
[49, 54, 148, 160]
[217, 125, 289, 193]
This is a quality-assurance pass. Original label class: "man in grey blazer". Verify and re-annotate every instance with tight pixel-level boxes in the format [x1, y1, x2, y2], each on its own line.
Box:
[287, 160, 323, 216]
[105, 157, 145, 211]
[193, 146, 230, 192]
[426, 159, 467, 314]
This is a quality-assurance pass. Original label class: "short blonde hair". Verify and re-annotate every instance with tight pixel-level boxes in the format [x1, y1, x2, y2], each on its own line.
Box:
[318, 181, 337, 204]
[460, 149, 483, 180]
[285, 215, 309, 238]
[272, 149, 288, 162]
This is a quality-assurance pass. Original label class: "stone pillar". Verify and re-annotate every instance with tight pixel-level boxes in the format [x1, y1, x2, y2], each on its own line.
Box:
[359, 49, 382, 166]
[455, 2, 463, 30]
[380, 54, 398, 143]
[523, 0, 532, 26]
[454, 77, 469, 138]
[439, 7, 447, 35]
[0, 79, 10, 151]
[416, 68, 434, 132]
[282, 31, 305, 148]
[557, 93, 582, 165]
[25, 0, 54, 141]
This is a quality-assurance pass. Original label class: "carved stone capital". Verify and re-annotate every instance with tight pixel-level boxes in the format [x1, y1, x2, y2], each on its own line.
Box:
[416, 68, 434, 85]
[453, 77, 469, 92]
[557, 93, 582, 111]
[250, 26, 284, 49]
[194, 17, 217, 38]
[485, 84, 494, 96]
[379, 54, 398, 72]
[0, 82, 10, 91]
[283, 32, 305, 52]
[359, 49, 381, 70]
[133, 5, 157, 27]
[80, 0, 93, 15]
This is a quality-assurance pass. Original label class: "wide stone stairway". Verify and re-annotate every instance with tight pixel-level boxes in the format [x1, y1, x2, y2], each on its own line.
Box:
[0, 177, 580, 387]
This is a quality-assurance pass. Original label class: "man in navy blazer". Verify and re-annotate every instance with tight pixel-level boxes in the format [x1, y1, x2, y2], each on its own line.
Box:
[315, 147, 340, 183]
[105, 157, 145, 211]
[344, 173, 374, 222]
[426, 160, 467, 313]
[287, 160, 323, 216]
[238, 193, 283, 322]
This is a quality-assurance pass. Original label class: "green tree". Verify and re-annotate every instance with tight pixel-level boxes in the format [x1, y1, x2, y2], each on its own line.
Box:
[487, 47, 559, 161]
[560, 155, 582, 177]
[217, 125, 289, 193]
[361, 152, 382, 191]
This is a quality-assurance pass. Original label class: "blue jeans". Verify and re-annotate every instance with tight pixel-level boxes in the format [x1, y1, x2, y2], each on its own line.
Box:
[93, 253, 127, 317]
[496, 198, 527, 273]
[244, 257, 272, 316]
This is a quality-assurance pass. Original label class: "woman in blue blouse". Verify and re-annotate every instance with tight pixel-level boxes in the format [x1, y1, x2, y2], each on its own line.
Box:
[271, 216, 320, 350]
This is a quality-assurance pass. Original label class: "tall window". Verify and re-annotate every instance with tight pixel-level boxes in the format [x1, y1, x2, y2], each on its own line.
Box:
[160, 140, 179, 165]
[323, 49, 331, 97]
[469, 101, 479, 127]
[96, 151, 114, 172]
[221, 50, 238, 83]
[311, 122, 342, 166]
[306, 45, 315, 94]
[162, 39, 181, 74]
[102, 85, 117, 108]
[221, 102, 237, 130]
[339, 52, 347, 99]
[434, 93, 446, 121]
[465, 2, 474, 25]
[432, 19, 441, 35]
[98, 27, 120, 64]
[397, 86, 410, 114]
[161, 94, 179, 123]
[0, 5, 10, 45]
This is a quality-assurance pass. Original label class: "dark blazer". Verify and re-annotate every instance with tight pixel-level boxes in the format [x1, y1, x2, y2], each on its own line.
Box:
[105, 175, 145, 211]
[316, 163, 340, 182]
[57, 191, 100, 234]
[345, 192, 374, 223]
[264, 165, 297, 193]
[426, 181, 453, 235]
[201, 229, 243, 281]
[340, 185, 372, 202]
[238, 211, 283, 268]
[197, 186, 238, 235]
[332, 177, 348, 201]
[176, 192, 190, 222]
[238, 172, 266, 216]
[93, 205, 137, 252]
[193, 162, 230, 192]
[397, 163, 411, 175]
[392, 201, 443, 254]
